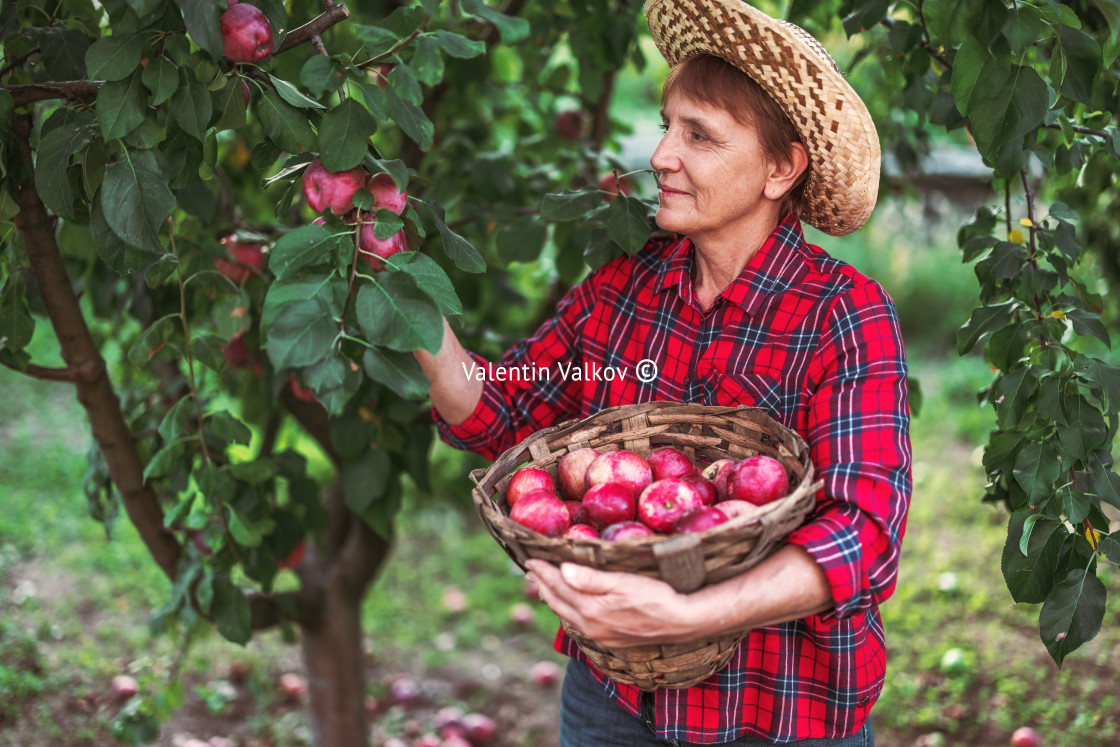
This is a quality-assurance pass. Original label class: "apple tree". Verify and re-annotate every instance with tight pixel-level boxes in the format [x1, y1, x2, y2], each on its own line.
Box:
[0, 0, 653, 743]
[786, 0, 1120, 667]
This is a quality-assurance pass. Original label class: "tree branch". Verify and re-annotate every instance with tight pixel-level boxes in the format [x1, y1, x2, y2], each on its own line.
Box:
[1043, 122, 1108, 138]
[0, 358, 101, 383]
[275, 3, 352, 56]
[12, 114, 182, 580]
[356, 17, 430, 68]
[1, 5, 352, 107]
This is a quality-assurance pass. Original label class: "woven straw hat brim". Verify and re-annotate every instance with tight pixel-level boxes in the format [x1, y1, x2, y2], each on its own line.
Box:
[645, 0, 881, 236]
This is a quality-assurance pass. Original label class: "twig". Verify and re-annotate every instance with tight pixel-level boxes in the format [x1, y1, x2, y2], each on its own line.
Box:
[168, 218, 212, 466]
[1020, 169, 1036, 257]
[274, 3, 352, 55]
[1043, 122, 1108, 138]
[356, 17, 430, 68]
[0, 48, 39, 78]
[1004, 181, 1012, 237]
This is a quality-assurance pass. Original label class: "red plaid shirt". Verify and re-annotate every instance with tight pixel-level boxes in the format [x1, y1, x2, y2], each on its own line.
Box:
[435, 215, 912, 743]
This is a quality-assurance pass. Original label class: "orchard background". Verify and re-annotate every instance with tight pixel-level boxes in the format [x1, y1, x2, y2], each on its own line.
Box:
[0, 0, 1118, 745]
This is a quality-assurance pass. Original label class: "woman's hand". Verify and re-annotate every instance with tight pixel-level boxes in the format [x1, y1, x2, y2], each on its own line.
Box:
[526, 559, 693, 649]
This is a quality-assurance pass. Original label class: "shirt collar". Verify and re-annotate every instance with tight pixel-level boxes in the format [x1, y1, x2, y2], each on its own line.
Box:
[656, 214, 810, 315]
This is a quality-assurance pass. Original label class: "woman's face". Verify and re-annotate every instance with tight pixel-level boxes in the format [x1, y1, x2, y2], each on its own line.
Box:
[650, 90, 792, 248]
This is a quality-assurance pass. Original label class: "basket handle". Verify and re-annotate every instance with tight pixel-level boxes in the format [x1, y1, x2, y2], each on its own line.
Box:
[653, 534, 706, 593]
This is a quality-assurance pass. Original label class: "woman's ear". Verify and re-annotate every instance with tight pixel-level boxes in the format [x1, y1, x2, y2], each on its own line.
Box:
[763, 141, 809, 201]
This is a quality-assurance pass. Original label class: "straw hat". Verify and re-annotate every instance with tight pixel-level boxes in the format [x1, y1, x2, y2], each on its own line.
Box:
[645, 0, 881, 236]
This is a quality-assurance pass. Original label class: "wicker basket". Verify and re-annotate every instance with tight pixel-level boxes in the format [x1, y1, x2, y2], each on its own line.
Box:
[470, 402, 820, 690]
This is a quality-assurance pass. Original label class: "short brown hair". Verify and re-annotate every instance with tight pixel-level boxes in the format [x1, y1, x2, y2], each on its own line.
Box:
[661, 54, 809, 220]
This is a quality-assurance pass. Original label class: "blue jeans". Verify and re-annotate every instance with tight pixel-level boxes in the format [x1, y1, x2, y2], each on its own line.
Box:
[559, 659, 875, 746]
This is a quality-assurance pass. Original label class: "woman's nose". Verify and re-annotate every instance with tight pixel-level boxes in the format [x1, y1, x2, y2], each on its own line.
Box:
[649, 132, 678, 174]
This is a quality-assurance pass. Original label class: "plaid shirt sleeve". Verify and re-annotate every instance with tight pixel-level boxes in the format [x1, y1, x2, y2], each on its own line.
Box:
[434, 272, 601, 461]
[785, 279, 912, 621]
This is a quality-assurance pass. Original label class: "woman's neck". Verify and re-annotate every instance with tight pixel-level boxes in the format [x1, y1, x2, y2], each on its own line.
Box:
[690, 215, 779, 310]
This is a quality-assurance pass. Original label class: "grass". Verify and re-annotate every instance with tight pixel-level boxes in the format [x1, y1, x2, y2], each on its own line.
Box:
[1, 257, 1119, 746]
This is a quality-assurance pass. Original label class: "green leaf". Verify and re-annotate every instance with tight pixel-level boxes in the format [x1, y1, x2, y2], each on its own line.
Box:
[207, 410, 253, 447]
[261, 272, 346, 334]
[1098, 534, 1120, 565]
[370, 159, 410, 193]
[956, 300, 1018, 355]
[1074, 355, 1120, 412]
[951, 37, 1010, 117]
[425, 205, 486, 273]
[1092, 467, 1120, 510]
[269, 224, 344, 280]
[1056, 25, 1101, 105]
[86, 34, 144, 81]
[170, 75, 213, 142]
[461, 0, 529, 42]
[31, 27, 91, 80]
[300, 55, 343, 97]
[90, 197, 151, 274]
[1002, 6, 1044, 54]
[257, 89, 318, 154]
[411, 36, 444, 85]
[101, 148, 176, 252]
[211, 575, 252, 645]
[143, 438, 190, 480]
[355, 274, 443, 353]
[342, 448, 390, 515]
[389, 252, 462, 315]
[372, 209, 404, 240]
[1064, 308, 1111, 348]
[265, 298, 337, 369]
[1058, 391, 1109, 458]
[319, 98, 377, 172]
[388, 63, 422, 105]
[179, 0, 224, 58]
[1013, 439, 1061, 506]
[158, 395, 195, 442]
[541, 186, 602, 221]
[430, 30, 486, 58]
[993, 366, 1038, 427]
[268, 74, 326, 109]
[968, 64, 1048, 160]
[363, 346, 430, 399]
[1040, 569, 1106, 667]
[142, 57, 180, 106]
[1002, 509, 1064, 603]
[212, 76, 247, 132]
[385, 89, 433, 151]
[191, 333, 226, 372]
[128, 314, 179, 367]
[1057, 484, 1091, 524]
[34, 123, 94, 220]
[0, 275, 35, 353]
[606, 196, 651, 255]
[229, 458, 277, 483]
[227, 508, 263, 547]
[497, 217, 547, 264]
[96, 72, 147, 141]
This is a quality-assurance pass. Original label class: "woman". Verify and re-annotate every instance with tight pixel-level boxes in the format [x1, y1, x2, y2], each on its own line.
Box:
[415, 1, 910, 744]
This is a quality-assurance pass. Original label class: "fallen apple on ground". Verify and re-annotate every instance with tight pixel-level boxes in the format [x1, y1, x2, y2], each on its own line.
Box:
[111, 674, 139, 701]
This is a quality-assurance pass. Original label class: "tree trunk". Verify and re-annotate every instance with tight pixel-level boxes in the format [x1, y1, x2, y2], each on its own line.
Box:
[300, 570, 371, 746]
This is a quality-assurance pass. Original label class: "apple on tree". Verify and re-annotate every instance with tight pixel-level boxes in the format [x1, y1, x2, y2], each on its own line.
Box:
[358, 224, 411, 272]
[214, 235, 265, 284]
[554, 110, 585, 141]
[220, 2, 273, 63]
[302, 157, 368, 215]
[367, 172, 409, 215]
[597, 171, 634, 204]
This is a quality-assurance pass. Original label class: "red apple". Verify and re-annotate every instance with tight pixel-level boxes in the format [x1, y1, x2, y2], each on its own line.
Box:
[563, 523, 600, 539]
[241, 79, 251, 109]
[440, 736, 473, 747]
[597, 172, 634, 203]
[702, 458, 736, 501]
[382, 740, 409, 747]
[413, 736, 441, 747]
[433, 706, 465, 733]
[673, 505, 729, 534]
[600, 520, 655, 541]
[1010, 727, 1042, 747]
[220, 334, 252, 369]
[277, 673, 307, 701]
[529, 660, 562, 688]
[462, 713, 496, 745]
[585, 450, 652, 497]
[302, 157, 368, 215]
[558, 447, 598, 500]
[215, 236, 265, 284]
[288, 372, 316, 403]
[729, 455, 788, 506]
[441, 585, 468, 612]
[581, 482, 637, 529]
[278, 540, 305, 570]
[637, 478, 704, 534]
[227, 660, 251, 683]
[646, 447, 696, 480]
[181, 741, 210, 747]
[221, 3, 273, 63]
[713, 499, 758, 523]
[562, 500, 584, 525]
[367, 172, 408, 215]
[358, 225, 410, 272]
[509, 602, 534, 626]
[681, 474, 718, 506]
[388, 676, 421, 705]
[509, 490, 570, 537]
[555, 110, 584, 141]
[505, 467, 556, 508]
[370, 63, 392, 90]
[111, 675, 139, 701]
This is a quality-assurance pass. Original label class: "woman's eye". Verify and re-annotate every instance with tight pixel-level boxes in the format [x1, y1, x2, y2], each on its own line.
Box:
[690, 131, 708, 142]
[658, 121, 669, 133]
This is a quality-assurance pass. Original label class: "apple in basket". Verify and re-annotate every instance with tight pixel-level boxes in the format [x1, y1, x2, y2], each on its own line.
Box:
[729, 455, 789, 506]
[509, 489, 570, 537]
[558, 447, 598, 500]
[673, 505, 729, 534]
[646, 447, 697, 480]
[701, 458, 736, 501]
[600, 520, 655, 541]
[506, 467, 556, 507]
[581, 482, 637, 529]
[637, 478, 705, 534]
[564, 523, 600, 539]
[586, 449, 653, 496]
[681, 473, 718, 506]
